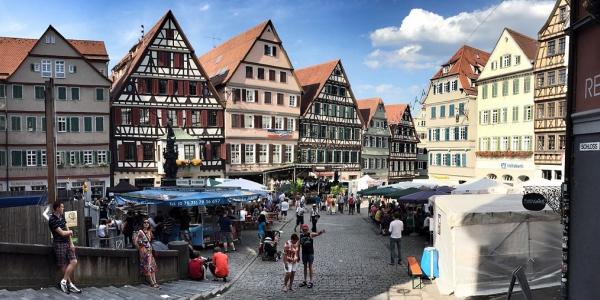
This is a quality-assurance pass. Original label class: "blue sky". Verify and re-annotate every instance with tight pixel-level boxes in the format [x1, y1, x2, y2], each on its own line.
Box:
[0, 0, 554, 107]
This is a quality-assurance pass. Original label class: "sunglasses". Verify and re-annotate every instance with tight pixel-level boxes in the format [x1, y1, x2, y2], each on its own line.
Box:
[143, 221, 150, 224]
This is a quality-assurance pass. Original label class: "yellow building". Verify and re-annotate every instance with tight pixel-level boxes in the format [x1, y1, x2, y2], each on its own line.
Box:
[475, 29, 539, 184]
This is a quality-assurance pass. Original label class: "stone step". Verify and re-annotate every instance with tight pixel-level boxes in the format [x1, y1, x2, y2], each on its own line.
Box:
[85, 287, 124, 300]
[119, 285, 163, 300]
[101, 286, 137, 299]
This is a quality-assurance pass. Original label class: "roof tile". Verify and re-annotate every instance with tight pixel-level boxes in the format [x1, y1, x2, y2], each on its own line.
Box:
[295, 59, 339, 115]
[357, 97, 384, 125]
[431, 45, 490, 96]
[385, 104, 408, 125]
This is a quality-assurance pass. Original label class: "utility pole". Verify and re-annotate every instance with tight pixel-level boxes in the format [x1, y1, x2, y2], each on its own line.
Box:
[45, 79, 56, 204]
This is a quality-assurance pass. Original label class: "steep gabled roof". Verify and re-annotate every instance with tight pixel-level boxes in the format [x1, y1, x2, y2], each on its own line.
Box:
[505, 28, 539, 60]
[357, 97, 384, 125]
[295, 59, 339, 115]
[0, 29, 109, 80]
[385, 104, 408, 125]
[431, 45, 490, 96]
[198, 20, 270, 87]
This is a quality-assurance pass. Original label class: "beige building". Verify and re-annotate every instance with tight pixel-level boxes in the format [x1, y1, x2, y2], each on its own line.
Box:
[475, 29, 539, 184]
[533, 0, 569, 181]
[0, 26, 111, 197]
[413, 108, 429, 177]
[199, 20, 302, 184]
[422, 45, 490, 183]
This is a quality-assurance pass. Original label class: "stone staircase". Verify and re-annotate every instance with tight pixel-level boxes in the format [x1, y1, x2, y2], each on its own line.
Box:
[0, 280, 224, 300]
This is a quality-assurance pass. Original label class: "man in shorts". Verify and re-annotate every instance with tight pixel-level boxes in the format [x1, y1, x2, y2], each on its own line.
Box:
[280, 199, 289, 221]
[218, 211, 235, 252]
[283, 233, 300, 292]
[294, 203, 305, 232]
[299, 224, 325, 289]
[49, 201, 81, 294]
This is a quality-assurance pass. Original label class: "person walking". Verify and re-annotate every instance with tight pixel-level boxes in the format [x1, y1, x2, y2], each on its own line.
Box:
[218, 211, 235, 252]
[356, 196, 362, 214]
[337, 194, 345, 214]
[280, 199, 289, 221]
[310, 204, 320, 233]
[326, 195, 333, 215]
[388, 213, 404, 265]
[294, 203, 305, 232]
[283, 234, 300, 292]
[348, 194, 355, 215]
[49, 201, 81, 294]
[135, 218, 159, 288]
[298, 224, 325, 289]
[257, 214, 267, 253]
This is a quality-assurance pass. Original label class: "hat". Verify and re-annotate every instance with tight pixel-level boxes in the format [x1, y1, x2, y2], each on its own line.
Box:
[301, 224, 309, 230]
[312, 204, 317, 207]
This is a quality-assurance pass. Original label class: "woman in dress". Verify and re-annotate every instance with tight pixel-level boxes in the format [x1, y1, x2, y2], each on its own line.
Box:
[136, 218, 159, 288]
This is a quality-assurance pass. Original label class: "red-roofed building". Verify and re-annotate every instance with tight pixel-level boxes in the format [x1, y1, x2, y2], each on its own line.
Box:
[110, 11, 225, 187]
[357, 97, 391, 183]
[385, 104, 419, 182]
[199, 20, 302, 184]
[0, 26, 111, 195]
[295, 60, 364, 181]
[422, 45, 490, 183]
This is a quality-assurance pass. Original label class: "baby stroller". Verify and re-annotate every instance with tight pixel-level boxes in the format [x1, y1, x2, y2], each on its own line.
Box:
[261, 230, 282, 261]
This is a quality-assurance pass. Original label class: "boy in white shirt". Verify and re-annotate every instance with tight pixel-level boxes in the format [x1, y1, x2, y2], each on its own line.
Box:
[388, 213, 404, 265]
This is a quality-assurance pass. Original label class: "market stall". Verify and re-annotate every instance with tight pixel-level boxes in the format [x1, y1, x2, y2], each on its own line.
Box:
[430, 194, 561, 297]
[451, 178, 510, 195]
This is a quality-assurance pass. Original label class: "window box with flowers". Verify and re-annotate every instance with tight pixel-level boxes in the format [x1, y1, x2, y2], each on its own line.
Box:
[475, 151, 533, 158]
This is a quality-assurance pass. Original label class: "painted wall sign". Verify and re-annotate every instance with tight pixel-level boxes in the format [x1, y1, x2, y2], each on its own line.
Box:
[522, 193, 547, 211]
[579, 142, 600, 151]
[501, 162, 525, 169]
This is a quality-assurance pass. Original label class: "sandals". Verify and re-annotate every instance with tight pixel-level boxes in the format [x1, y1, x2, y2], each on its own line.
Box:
[307, 282, 314, 288]
[151, 283, 160, 289]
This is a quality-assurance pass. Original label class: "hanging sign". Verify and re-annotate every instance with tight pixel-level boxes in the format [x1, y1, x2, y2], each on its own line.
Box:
[522, 193, 546, 211]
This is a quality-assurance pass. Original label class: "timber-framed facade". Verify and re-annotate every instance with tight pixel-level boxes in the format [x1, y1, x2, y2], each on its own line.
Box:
[296, 60, 364, 181]
[110, 11, 225, 187]
[533, 0, 569, 181]
[386, 104, 419, 183]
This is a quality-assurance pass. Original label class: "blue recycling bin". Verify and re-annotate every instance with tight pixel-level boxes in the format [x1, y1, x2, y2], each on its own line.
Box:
[420, 247, 439, 279]
[190, 224, 204, 247]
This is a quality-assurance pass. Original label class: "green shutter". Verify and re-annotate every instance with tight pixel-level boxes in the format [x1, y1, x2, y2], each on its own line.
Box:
[107, 151, 111, 164]
[21, 151, 26, 167]
[37, 150, 41, 166]
[92, 150, 97, 165]
[84, 117, 92, 132]
[96, 117, 104, 132]
[42, 117, 46, 132]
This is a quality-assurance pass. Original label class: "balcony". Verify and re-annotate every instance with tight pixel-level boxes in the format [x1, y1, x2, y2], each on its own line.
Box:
[534, 117, 566, 131]
[390, 152, 417, 159]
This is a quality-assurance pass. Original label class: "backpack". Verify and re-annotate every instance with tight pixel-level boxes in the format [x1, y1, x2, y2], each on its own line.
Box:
[348, 197, 355, 205]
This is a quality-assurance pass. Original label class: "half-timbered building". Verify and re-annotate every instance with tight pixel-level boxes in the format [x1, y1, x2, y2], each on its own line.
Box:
[111, 11, 225, 187]
[295, 60, 364, 181]
[357, 97, 391, 184]
[386, 104, 419, 183]
[533, 0, 569, 181]
[199, 20, 302, 184]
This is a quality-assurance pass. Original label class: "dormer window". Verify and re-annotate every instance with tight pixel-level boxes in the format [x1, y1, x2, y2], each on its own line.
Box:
[45, 35, 55, 44]
[442, 65, 450, 74]
[264, 44, 277, 57]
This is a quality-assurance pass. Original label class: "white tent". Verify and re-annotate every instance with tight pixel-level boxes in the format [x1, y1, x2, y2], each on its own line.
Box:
[217, 178, 267, 191]
[509, 178, 562, 194]
[348, 175, 382, 195]
[431, 194, 561, 297]
[451, 178, 510, 194]
[388, 180, 439, 190]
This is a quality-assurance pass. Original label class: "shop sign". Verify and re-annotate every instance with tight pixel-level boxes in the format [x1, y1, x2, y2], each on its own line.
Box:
[574, 18, 600, 113]
[579, 142, 600, 151]
[65, 210, 78, 227]
[501, 162, 524, 169]
[522, 193, 546, 211]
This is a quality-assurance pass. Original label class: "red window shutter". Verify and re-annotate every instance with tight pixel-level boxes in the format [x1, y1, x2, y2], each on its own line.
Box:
[240, 114, 245, 128]
[178, 81, 184, 95]
[136, 144, 144, 161]
[269, 144, 274, 164]
[198, 82, 204, 96]
[137, 79, 145, 93]
[217, 111, 224, 127]
[242, 89, 247, 101]
[254, 115, 260, 128]
[283, 117, 288, 130]
[114, 108, 122, 125]
[132, 108, 141, 126]
[201, 110, 208, 127]
[271, 116, 275, 128]
[161, 109, 168, 126]
[255, 90, 259, 102]
[150, 108, 157, 126]
[205, 143, 213, 161]
[152, 79, 158, 94]
[184, 81, 190, 96]
[177, 110, 184, 127]
[168, 80, 173, 95]
[225, 143, 230, 163]
[118, 144, 125, 161]
[186, 110, 192, 127]
[255, 144, 259, 163]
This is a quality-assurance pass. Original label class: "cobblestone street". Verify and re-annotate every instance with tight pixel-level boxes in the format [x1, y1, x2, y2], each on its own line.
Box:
[219, 210, 428, 300]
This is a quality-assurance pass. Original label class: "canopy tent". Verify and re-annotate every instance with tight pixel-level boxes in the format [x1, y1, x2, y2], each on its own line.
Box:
[106, 181, 141, 194]
[0, 192, 47, 208]
[388, 181, 439, 190]
[509, 178, 562, 194]
[398, 189, 451, 204]
[353, 175, 382, 192]
[430, 194, 560, 297]
[357, 186, 379, 196]
[451, 178, 510, 195]
[386, 187, 421, 199]
[218, 178, 267, 191]
[369, 186, 400, 196]
[115, 188, 260, 207]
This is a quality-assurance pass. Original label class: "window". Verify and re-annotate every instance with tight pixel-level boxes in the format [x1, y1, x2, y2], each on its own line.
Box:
[512, 136, 521, 151]
[55, 61, 65, 78]
[40, 150, 46, 166]
[269, 70, 276, 81]
[430, 106, 436, 119]
[492, 109, 499, 124]
[280, 71, 287, 83]
[559, 69, 567, 85]
[57, 117, 66, 132]
[559, 135, 566, 149]
[157, 51, 170, 67]
[492, 82, 498, 98]
[0, 116, 4, 131]
[41, 59, 52, 77]
[449, 104, 455, 117]
[523, 77, 531, 93]
[184, 145, 195, 160]
[258, 68, 265, 80]
[277, 93, 284, 105]
[264, 44, 277, 56]
[537, 103, 545, 119]
[245, 89, 255, 102]
[440, 105, 446, 118]
[35, 86, 45, 100]
[460, 126, 467, 140]
[55, 86, 67, 100]
[502, 108, 508, 123]
[11, 150, 23, 166]
[140, 108, 150, 125]
[559, 101, 566, 117]
[95, 116, 104, 132]
[26, 117, 36, 132]
[547, 102, 556, 118]
[548, 135, 556, 150]
[558, 37, 566, 54]
[523, 136, 532, 151]
[245, 66, 253, 78]
[122, 108, 132, 125]
[536, 73, 545, 88]
[84, 117, 92, 132]
[263, 91, 272, 104]
[513, 106, 519, 122]
[501, 136, 510, 151]
[513, 78, 519, 94]
[96, 88, 105, 101]
[524, 105, 533, 121]
[515, 55, 521, 65]
[97, 150, 108, 165]
[548, 71, 556, 86]
[274, 117, 284, 130]
[482, 110, 490, 124]
[289, 95, 297, 107]
[284, 145, 293, 163]
[41, 117, 46, 132]
[502, 80, 508, 96]
[272, 145, 281, 163]
[12, 85, 23, 99]
[231, 144, 241, 164]
[287, 118, 294, 131]
[482, 84, 488, 99]
[262, 115, 272, 129]
[70, 87, 80, 100]
[451, 80, 457, 91]
[491, 137, 499, 151]
[502, 55, 511, 68]
[123, 143, 135, 161]
[547, 40, 556, 56]
[259, 144, 268, 163]
[244, 114, 254, 128]
[26, 150, 37, 166]
[444, 82, 450, 93]
[70, 117, 79, 132]
[537, 136, 545, 150]
[10, 115, 22, 131]
[244, 144, 255, 164]
[83, 151, 93, 165]
[69, 64, 77, 74]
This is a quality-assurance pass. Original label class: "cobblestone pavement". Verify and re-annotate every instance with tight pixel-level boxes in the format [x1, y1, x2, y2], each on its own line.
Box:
[218, 210, 428, 300]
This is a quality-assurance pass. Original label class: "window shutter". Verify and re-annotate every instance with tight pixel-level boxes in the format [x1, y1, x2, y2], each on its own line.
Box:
[21, 151, 26, 166]
[184, 81, 190, 96]
[118, 144, 125, 161]
[255, 144, 259, 163]
[30, 64, 35, 71]
[161, 109, 168, 126]
[92, 150, 97, 165]
[178, 81, 184, 96]
[283, 118, 288, 130]
[216, 111, 224, 127]
[201, 110, 208, 127]
[177, 110, 184, 127]
[240, 144, 245, 163]
[225, 144, 230, 163]
[152, 79, 159, 94]
[132, 108, 140, 126]
[78, 151, 83, 165]
[167, 80, 173, 95]
[254, 115, 260, 128]
[242, 89, 247, 102]
[268, 144, 273, 164]
[254, 90, 259, 102]
[271, 116, 275, 129]
[186, 110, 192, 127]
[37, 150, 41, 166]
[137, 144, 143, 161]
[464, 126, 468, 140]
[150, 108, 157, 126]
[273, 47, 277, 57]
[114, 108, 122, 125]
[240, 114, 245, 128]
[205, 143, 213, 161]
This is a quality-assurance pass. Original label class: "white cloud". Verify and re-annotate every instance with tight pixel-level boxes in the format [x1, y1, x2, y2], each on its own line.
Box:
[355, 83, 424, 104]
[366, 0, 554, 70]
[199, 4, 210, 12]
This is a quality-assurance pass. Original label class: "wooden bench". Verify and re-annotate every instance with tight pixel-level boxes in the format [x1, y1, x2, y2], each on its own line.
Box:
[407, 256, 423, 289]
